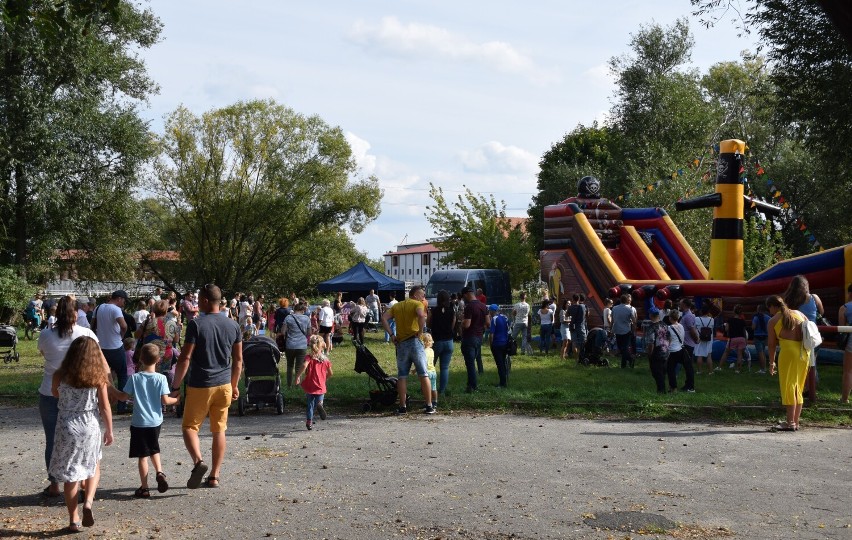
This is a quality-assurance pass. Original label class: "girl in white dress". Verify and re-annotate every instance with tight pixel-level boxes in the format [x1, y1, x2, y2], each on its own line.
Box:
[49, 336, 113, 533]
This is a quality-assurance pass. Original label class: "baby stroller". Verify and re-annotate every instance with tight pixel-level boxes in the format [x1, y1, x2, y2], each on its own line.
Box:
[0, 324, 19, 364]
[237, 335, 284, 415]
[354, 339, 407, 412]
[578, 327, 609, 367]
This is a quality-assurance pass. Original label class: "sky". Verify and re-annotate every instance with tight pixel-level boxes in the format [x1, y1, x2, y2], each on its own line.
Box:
[140, 0, 756, 259]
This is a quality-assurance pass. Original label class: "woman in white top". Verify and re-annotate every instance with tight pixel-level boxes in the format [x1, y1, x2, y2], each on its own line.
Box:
[665, 310, 694, 392]
[693, 303, 715, 375]
[538, 300, 555, 355]
[559, 299, 572, 359]
[37, 295, 99, 498]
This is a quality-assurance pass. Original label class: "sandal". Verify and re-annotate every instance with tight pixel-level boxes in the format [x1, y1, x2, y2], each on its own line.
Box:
[81, 505, 94, 527]
[772, 422, 796, 432]
[156, 472, 169, 493]
[65, 521, 82, 533]
[204, 476, 220, 488]
[186, 460, 208, 489]
[41, 486, 61, 498]
[133, 487, 151, 498]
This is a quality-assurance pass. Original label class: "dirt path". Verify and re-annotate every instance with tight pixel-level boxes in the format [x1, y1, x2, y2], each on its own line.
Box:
[1, 406, 849, 539]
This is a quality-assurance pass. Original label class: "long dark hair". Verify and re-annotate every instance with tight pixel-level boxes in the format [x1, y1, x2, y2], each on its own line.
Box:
[55, 295, 78, 339]
[436, 290, 451, 310]
[783, 275, 809, 309]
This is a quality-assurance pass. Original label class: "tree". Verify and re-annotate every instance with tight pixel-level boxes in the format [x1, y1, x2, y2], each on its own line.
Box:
[147, 100, 382, 295]
[0, 0, 161, 280]
[426, 183, 537, 290]
[0, 264, 35, 323]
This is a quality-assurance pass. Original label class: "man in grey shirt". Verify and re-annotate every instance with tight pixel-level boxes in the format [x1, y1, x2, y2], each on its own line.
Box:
[611, 294, 637, 368]
[365, 289, 380, 327]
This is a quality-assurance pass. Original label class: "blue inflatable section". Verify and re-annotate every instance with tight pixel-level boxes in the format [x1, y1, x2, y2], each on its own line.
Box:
[621, 208, 664, 220]
[647, 228, 693, 280]
[750, 247, 844, 282]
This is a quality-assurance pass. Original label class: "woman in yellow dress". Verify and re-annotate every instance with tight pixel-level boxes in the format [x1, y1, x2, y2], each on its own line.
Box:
[765, 295, 808, 431]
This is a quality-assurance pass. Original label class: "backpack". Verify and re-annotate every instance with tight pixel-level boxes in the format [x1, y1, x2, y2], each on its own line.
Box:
[698, 317, 713, 342]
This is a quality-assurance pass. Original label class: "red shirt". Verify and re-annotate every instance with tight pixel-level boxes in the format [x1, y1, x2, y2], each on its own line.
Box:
[477, 294, 487, 304]
[300, 354, 331, 394]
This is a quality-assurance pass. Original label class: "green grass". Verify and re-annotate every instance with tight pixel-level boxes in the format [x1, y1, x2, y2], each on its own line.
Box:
[3, 328, 851, 426]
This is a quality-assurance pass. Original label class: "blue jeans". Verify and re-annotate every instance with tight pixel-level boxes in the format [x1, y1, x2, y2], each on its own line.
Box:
[396, 337, 427, 378]
[103, 346, 129, 412]
[432, 339, 454, 394]
[461, 336, 482, 390]
[570, 327, 587, 356]
[39, 393, 59, 483]
[539, 324, 553, 354]
[305, 393, 324, 422]
[384, 320, 396, 343]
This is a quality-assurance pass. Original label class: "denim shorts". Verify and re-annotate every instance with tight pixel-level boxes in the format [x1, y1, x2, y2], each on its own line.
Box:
[753, 337, 767, 355]
[396, 337, 427, 378]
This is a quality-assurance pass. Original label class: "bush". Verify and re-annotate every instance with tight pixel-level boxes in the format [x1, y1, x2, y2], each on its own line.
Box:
[0, 266, 37, 324]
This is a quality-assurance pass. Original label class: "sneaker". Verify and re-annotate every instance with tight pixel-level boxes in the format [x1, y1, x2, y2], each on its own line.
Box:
[423, 405, 436, 415]
[306, 420, 312, 430]
[395, 407, 407, 415]
[757, 369, 766, 374]
[432, 402, 438, 410]
[317, 403, 327, 420]
[729, 363, 735, 369]
[714, 367, 722, 372]
[686, 388, 696, 393]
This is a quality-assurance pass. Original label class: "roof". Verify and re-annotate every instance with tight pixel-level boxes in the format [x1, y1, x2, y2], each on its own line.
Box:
[499, 217, 528, 234]
[385, 243, 442, 256]
[317, 262, 405, 292]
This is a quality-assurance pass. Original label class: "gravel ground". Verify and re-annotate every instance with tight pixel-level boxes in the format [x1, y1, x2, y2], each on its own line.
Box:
[0, 406, 849, 539]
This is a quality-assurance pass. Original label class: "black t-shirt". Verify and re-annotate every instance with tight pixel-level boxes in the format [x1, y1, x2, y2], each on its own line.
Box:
[429, 306, 455, 341]
[727, 317, 747, 339]
[185, 313, 242, 388]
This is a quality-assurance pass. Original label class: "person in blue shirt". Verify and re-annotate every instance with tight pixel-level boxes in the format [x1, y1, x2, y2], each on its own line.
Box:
[488, 304, 510, 387]
[752, 304, 771, 374]
[115, 343, 179, 498]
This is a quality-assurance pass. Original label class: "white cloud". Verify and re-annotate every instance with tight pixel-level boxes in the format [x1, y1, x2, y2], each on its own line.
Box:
[348, 16, 557, 84]
[345, 131, 377, 175]
[457, 141, 540, 175]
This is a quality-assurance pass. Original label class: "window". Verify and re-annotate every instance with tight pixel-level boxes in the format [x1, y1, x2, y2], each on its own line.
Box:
[422, 254, 430, 265]
[392, 255, 399, 266]
[416, 269, 420, 275]
[408, 268, 412, 275]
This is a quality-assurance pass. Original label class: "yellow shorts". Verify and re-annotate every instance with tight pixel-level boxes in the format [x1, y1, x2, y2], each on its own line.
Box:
[182, 384, 232, 433]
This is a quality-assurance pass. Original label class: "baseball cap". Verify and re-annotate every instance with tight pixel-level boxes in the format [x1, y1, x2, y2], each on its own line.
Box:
[460, 286, 473, 296]
[648, 306, 660, 318]
[111, 290, 129, 300]
[489, 304, 499, 312]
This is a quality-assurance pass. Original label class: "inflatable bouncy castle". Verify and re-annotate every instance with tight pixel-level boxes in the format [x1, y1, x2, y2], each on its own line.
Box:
[540, 140, 852, 342]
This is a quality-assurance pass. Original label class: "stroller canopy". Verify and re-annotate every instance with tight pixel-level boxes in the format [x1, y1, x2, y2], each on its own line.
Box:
[316, 262, 405, 297]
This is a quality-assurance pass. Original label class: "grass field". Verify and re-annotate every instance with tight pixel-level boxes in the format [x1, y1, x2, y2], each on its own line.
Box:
[2, 327, 850, 426]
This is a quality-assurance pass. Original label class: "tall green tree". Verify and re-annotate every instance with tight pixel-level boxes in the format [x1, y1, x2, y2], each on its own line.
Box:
[0, 0, 161, 280]
[148, 100, 381, 295]
[426, 183, 537, 289]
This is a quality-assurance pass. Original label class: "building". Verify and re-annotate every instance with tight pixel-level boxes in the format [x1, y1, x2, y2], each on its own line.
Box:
[383, 239, 457, 286]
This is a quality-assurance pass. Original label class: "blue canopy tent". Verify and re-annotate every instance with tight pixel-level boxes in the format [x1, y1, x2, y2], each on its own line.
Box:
[316, 262, 405, 302]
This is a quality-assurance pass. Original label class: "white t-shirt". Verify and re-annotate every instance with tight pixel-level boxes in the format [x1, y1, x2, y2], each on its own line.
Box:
[38, 326, 99, 396]
[366, 294, 379, 309]
[667, 323, 685, 352]
[320, 306, 335, 327]
[513, 301, 530, 325]
[133, 309, 150, 325]
[94, 302, 124, 349]
[602, 307, 612, 330]
[539, 307, 554, 325]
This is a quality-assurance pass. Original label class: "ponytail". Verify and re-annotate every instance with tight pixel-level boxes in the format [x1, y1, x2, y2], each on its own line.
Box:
[766, 295, 796, 331]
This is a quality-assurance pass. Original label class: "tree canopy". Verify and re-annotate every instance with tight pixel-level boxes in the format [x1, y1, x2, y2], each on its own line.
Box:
[0, 0, 161, 280]
[426, 184, 537, 290]
[146, 100, 382, 295]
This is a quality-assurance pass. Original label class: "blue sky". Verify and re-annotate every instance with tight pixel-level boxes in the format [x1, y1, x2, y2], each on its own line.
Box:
[141, 0, 756, 259]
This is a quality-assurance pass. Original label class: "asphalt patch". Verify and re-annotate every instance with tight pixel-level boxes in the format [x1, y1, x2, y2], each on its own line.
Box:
[585, 510, 677, 533]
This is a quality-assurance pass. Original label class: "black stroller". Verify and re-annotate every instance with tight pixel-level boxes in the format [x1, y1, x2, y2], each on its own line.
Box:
[354, 339, 406, 412]
[237, 335, 284, 415]
[0, 324, 19, 364]
[578, 327, 609, 367]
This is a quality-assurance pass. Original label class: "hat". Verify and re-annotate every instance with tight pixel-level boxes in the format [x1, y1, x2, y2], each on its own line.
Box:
[489, 304, 499, 312]
[460, 286, 473, 296]
[648, 306, 660, 318]
[111, 290, 129, 300]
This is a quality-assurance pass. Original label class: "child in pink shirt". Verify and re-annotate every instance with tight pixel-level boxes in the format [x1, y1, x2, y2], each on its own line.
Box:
[295, 334, 333, 430]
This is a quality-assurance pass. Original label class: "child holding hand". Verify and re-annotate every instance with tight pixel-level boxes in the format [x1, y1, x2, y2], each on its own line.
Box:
[114, 343, 179, 497]
[295, 334, 333, 430]
[421, 333, 438, 409]
[49, 336, 114, 533]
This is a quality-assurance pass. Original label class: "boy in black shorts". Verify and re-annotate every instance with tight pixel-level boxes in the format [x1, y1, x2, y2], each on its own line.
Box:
[116, 344, 179, 497]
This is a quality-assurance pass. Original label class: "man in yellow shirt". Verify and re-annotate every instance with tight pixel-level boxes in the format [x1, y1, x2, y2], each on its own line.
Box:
[381, 286, 435, 415]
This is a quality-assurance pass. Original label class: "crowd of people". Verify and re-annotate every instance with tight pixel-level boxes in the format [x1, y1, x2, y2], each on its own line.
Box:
[28, 274, 852, 532]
